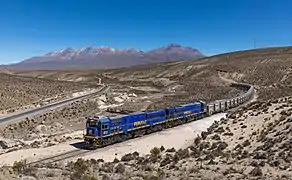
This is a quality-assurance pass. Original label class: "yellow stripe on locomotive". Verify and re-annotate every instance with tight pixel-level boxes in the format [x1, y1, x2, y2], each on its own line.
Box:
[184, 110, 191, 114]
[133, 120, 147, 126]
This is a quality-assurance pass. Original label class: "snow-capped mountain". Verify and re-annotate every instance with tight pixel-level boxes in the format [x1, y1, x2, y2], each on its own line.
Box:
[43, 46, 137, 58]
[3, 44, 205, 70]
[41, 47, 117, 59]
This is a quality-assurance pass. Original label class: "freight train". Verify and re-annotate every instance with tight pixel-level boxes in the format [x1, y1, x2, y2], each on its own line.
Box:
[83, 83, 254, 149]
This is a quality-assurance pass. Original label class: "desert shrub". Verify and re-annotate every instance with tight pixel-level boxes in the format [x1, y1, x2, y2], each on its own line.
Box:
[194, 136, 201, 145]
[149, 154, 159, 163]
[69, 158, 89, 180]
[121, 153, 135, 162]
[82, 175, 98, 180]
[113, 158, 119, 163]
[144, 164, 153, 172]
[99, 163, 114, 173]
[201, 131, 209, 139]
[249, 167, 263, 176]
[160, 145, 165, 152]
[12, 160, 37, 176]
[217, 141, 228, 150]
[242, 140, 251, 147]
[223, 132, 234, 136]
[73, 158, 88, 174]
[12, 160, 25, 174]
[172, 153, 180, 163]
[132, 151, 139, 157]
[166, 147, 176, 152]
[241, 125, 247, 129]
[189, 167, 199, 174]
[142, 174, 159, 180]
[97, 159, 104, 163]
[44, 171, 55, 177]
[176, 149, 190, 159]
[160, 156, 172, 167]
[89, 159, 97, 164]
[115, 163, 125, 174]
[101, 174, 111, 180]
[212, 134, 221, 140]
[150, 147, 161, 156]
[223, 167, 239, 175]
[214, 126, 225, 133]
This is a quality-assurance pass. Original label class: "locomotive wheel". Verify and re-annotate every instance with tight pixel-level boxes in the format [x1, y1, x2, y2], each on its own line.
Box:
[116, 135, 123, 142]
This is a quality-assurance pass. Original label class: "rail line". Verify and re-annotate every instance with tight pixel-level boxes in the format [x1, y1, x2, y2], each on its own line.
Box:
[25, 82, 255, 166]
[27, 149, 89, 165]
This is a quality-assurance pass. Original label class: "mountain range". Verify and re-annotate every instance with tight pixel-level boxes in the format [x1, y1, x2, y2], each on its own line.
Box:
[2, 44, 205, 70]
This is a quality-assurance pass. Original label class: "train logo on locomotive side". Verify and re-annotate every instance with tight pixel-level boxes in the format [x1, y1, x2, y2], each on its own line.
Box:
[184, 111, 191, 114]
[134, 120, 147, 126]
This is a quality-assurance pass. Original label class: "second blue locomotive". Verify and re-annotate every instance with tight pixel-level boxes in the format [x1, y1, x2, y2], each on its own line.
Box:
[84, 101, 207, 148]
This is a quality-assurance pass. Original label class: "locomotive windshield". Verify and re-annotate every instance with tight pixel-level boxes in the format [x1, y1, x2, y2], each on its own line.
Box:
[88, 121, 97, 126]
[87, 119, 99, 127]
[86, 116, 102, 127]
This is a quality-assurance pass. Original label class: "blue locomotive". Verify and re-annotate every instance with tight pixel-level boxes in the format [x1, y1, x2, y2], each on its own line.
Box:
[83, 82, 255, 149]
[84, 101, 207, 149]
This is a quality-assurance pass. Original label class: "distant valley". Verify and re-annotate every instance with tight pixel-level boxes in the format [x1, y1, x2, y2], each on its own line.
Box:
[1, 44, 205, 70]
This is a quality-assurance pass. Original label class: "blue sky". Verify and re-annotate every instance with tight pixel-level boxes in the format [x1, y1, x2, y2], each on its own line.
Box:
[0, 0, 292, 64]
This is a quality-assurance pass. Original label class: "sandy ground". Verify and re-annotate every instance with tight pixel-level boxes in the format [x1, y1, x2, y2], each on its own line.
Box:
[77, 113, 226, 163]
[0, 113, 225, 166]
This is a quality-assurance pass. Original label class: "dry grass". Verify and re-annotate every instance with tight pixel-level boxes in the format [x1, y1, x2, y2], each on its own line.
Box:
[0, 73, 97, 113]
[5, 96, 288, 180]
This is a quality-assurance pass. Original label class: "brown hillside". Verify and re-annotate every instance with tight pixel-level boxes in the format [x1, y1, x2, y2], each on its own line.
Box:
[14, 46, 292, 108]
[0, 73, 98, 113]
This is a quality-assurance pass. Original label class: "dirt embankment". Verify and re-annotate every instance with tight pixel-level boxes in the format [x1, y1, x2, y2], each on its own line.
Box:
[1, 96, 292, 179]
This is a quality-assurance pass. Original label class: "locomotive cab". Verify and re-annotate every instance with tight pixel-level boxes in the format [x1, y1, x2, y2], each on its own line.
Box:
[85, 117, 100, 137]
[84, 116, 110, 148]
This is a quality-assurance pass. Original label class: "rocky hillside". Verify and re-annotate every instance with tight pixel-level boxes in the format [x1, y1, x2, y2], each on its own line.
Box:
[0, 73, 97, 113]
[14, 64, 243, 110]
[2, 44, 205, 70]
[1, 47, 292, 180]
[14, 46, 292, 108]
[2, 96, 292, 180]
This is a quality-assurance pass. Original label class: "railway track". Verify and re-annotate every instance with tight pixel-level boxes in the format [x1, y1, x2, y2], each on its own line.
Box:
[27, 149, 90, 166]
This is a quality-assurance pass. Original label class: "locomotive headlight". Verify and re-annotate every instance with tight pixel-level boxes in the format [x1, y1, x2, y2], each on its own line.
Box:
[89, 129, 93, 135]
